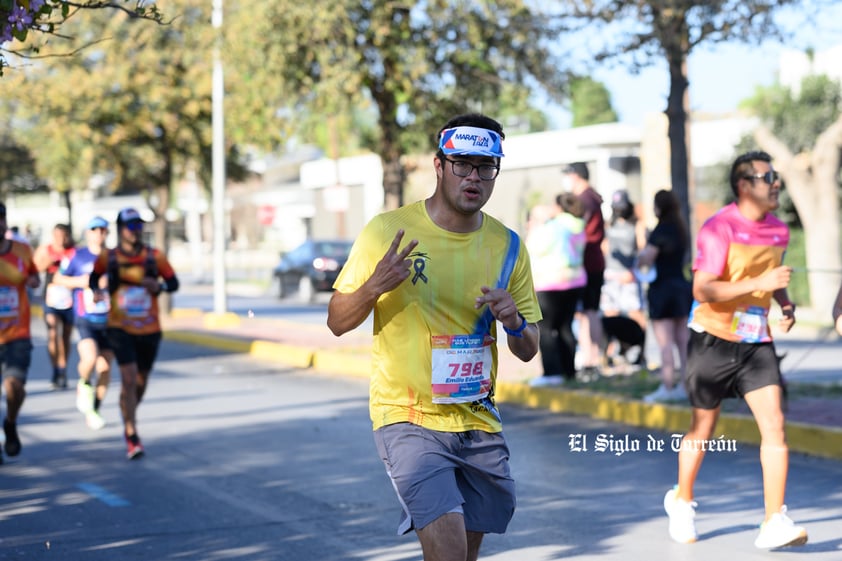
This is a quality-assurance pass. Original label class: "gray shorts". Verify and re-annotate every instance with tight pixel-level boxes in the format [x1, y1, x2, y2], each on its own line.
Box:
[0, 338, 34, 383]
[373, 422, 516, 535]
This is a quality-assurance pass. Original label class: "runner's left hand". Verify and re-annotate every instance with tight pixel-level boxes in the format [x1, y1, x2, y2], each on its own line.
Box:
[778, 305, 796, 333]
[475, 286, 521, 331]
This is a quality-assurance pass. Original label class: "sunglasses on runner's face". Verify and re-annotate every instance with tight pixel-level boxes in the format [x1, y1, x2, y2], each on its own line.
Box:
[743, 171, 780, 185]
[125, 220, 144, 232]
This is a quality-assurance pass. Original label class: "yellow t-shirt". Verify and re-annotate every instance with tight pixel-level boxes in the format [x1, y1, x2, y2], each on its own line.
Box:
[334, 201, 541, 433]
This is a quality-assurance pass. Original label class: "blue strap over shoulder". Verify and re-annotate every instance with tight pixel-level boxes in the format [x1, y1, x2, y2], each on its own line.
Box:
[473, 228, 520, 336]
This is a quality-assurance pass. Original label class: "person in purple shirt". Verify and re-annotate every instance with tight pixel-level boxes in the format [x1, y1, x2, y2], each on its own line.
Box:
[53, 216, 114, 430]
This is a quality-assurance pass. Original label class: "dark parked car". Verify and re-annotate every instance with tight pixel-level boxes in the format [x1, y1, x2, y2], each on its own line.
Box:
[273, 239, 353, 303]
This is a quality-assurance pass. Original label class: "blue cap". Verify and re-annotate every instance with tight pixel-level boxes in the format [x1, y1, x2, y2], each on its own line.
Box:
[87, 216, 109, 230]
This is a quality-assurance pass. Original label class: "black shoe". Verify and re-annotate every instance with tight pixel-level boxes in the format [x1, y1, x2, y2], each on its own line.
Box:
[50, 375, 68, 391]
[3, 418, 21, 457]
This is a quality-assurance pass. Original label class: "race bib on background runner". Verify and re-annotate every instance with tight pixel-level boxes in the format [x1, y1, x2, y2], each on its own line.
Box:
[45, 284, 73, 310]
[0, 286, 19, 318]
[117, 286, 152, 318]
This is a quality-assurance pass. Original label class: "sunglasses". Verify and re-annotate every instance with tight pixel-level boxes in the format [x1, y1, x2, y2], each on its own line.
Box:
[124, 221, 144, 232]
[743, 171, 780, 185]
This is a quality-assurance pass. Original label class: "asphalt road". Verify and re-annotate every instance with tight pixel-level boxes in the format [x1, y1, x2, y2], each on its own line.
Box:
[1, 325, 840, 560]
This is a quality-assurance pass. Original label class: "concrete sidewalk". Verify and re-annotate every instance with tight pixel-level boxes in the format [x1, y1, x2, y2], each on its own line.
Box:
[161, 305, 842, 462]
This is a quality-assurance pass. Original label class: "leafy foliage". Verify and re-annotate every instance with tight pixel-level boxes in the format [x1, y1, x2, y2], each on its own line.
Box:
[558, 0, 800, 226]
[743, 74, 842, 153]
[0, 0, 164, 74]
[0, 129, 48, 194]
[228, 1, 570, 208]
[3, 1, 244, 197]
[569, 76, 618, 126]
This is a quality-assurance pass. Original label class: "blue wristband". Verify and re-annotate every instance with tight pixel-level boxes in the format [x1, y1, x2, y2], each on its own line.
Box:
[503, 315, 527, 337]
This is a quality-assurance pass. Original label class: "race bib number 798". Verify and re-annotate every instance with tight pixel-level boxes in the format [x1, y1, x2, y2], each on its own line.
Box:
[430, 334, 493, 404]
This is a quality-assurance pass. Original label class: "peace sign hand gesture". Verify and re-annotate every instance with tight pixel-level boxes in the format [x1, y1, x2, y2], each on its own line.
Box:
[369, 229, 419, 297]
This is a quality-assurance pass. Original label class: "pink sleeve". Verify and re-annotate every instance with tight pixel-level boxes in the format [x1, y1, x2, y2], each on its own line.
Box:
[693, 220, 728, 276]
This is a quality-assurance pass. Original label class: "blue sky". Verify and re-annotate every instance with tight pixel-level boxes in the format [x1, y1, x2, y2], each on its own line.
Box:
[545, 2, 842, 128]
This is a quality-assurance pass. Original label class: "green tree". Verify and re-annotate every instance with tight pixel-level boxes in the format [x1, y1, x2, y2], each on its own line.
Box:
[559, 0, 801, 231]
[230, 1, 569, 210]
[746, 73, 842, 312]
[0, 0, 164, 74]
[2, 0, 248, 250]
[569, 77, 618, 127]
[0, 123, 48, 196]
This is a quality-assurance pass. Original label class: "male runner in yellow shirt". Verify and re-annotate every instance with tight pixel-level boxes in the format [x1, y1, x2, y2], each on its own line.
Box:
[328, 113, 540, 561]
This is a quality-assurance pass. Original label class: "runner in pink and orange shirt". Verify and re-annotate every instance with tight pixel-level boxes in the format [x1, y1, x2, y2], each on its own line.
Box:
[663, 151, 807, 550]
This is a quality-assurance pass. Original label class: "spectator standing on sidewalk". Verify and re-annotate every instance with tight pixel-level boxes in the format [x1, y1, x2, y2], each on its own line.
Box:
[663, 150, 808, 549]
[52, 216, 114, 430]
[33, 223, 76, 389]
[638, 190, 692, 403]
[328, 113, 540, 561]
[89, 208, 179, 459]
[0, 203, 41, 464]
[601, 189, 647, 331]
[527, 194, 586, 386]
[833, 282, 842, 336]
[562, 162, 605, 379]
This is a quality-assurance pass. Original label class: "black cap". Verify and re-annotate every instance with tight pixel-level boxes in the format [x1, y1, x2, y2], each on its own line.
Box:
[562, 162, 589, 180]
[611, 189, 631, 209]
[116, 207, 143, 226]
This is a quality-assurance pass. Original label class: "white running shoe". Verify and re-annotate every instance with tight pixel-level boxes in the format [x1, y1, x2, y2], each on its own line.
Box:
[670, 384, 688, 401]
[754, 506, 808, 549]
[664, 486, 698, 543]
[86, 410, 106, 431]
[528, 374, 565, 387]
[644, 384, 674, 403]
[76, 381, 95, 414]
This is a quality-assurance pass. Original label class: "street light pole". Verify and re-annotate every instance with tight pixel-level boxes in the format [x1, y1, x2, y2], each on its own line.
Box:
[211, 0, 227, 314]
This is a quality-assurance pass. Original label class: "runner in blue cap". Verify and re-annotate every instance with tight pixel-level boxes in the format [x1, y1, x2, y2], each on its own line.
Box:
[53, 216, 114, 430]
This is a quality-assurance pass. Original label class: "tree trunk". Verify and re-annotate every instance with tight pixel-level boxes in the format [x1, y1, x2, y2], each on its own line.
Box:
[755, 123, 842, 315]
[664, 49, 692, 233]
[62, 190, 73, 233]
[148, 152, 173, 313]
[382, 157, 405, 211]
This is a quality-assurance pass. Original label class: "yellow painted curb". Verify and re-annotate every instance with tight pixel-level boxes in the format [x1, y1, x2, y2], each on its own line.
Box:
[168, 307, 204, 319]
[497, 381, 842, 461]
[203, 312, 242, 329]
[164, 330, 252, 353]
[784, 422, 842, 461]
[251, 340, 313, 370]
[313, 349, 371, 378]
